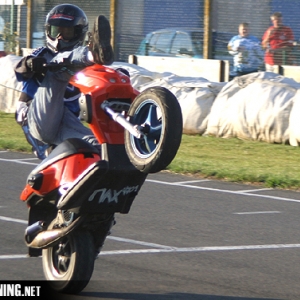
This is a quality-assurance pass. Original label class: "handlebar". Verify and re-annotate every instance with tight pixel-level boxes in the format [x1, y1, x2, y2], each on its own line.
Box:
[42, 60, 85, 73]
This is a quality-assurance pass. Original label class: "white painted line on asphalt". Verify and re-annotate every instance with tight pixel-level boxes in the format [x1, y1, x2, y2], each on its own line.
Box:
[171, 179, 210, 184]
[12, 158, 39, 161]
[3, 243, 300, 260]
[233, 211, 281, 215]
[108, 236, 176, 249]
[0, 216, 27, 224]
[146, 179, 300, 203]
[0, 158, 38, 166]
[237, 188, 273, 193]
[0, 254, 27, 259]
[99, 243, 300, 255]
[0, 151, 8, 153]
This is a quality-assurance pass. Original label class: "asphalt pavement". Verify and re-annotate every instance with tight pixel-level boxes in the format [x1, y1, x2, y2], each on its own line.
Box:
[0, 150, 300, 300]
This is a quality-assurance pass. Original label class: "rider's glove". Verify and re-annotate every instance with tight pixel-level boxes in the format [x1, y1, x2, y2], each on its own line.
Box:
[26, 57, 47, 73]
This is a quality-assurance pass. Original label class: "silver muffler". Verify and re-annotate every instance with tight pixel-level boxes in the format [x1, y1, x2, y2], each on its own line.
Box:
[25, 221, 46, 244]
[25, 215, 82, 249]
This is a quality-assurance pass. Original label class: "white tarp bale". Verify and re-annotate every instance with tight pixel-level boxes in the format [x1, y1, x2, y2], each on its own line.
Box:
[175, 80, 225, 134]
[134, 74, 226, 135]
[114, 62, 225, 135]
[0, 54, 22, 113]
[179, 86, 216, 134]
[288, 90, 300, 146]
[205, 72, 300, 144]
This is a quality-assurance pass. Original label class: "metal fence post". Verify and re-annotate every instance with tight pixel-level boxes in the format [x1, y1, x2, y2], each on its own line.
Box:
[26, 0, 32, 49]
[10, 0, 14, 35]
[110, 0, 116, 52]
[203, 0, 212, 59]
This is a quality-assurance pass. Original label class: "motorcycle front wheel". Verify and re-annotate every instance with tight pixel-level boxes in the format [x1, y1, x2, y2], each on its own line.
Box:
[125, 86, 182, 173]
[42, 229, 95, 294]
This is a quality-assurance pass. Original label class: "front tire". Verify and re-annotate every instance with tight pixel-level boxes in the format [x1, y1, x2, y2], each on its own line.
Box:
[125, 87, 182, 173]
[42, 230, 95, 294]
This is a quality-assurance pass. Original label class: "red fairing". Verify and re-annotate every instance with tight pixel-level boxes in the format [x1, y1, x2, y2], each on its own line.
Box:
[70, 65, 139, 144]
[20, 65, 139, 203]
[20, 153, 100, 201]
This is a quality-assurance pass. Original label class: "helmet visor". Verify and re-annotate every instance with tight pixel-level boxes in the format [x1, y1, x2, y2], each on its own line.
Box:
[49, 26, 75, 40]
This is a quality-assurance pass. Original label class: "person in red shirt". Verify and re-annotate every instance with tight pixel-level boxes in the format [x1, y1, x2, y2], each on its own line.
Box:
[262, 12, 294, 72]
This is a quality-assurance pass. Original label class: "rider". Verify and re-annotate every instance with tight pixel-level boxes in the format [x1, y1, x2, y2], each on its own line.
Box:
[15, 3, 114, 159]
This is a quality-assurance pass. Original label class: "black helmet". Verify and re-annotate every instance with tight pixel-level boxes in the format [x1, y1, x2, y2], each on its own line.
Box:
[45, 4, 88, 52]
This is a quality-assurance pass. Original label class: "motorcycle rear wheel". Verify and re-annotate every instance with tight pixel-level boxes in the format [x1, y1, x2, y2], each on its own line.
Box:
[42, 229, 95, 294]
[125, 86, 182, 173]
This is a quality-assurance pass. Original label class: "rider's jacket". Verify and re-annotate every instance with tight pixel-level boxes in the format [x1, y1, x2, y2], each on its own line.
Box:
[14, 47, 82, 160]
[14, 46, 81, 123]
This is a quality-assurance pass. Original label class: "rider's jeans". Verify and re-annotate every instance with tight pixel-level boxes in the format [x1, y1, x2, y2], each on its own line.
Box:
[27, 46, 94, 145]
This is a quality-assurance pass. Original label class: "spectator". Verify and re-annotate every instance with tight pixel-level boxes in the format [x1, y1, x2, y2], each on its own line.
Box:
[228, 22, 264, 79]
[262, 12, 294, 72]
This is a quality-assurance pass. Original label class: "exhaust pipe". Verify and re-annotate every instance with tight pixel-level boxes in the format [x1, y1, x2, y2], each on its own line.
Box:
[25, 221, 46, 244]
[25, 216, 83, 249]
[27, 227, 69, 248]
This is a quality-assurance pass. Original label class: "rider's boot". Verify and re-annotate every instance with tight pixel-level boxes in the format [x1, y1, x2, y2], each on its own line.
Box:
[88, 15, 114, 65]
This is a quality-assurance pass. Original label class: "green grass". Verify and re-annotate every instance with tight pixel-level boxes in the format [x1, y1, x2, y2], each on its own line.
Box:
[2, 111, 300, 190]
[169, 134, 300, 189]
[0, 112, 31, 152]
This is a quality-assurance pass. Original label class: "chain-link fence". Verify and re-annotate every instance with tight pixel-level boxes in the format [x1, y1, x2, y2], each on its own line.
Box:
[0, 0, 300, 66]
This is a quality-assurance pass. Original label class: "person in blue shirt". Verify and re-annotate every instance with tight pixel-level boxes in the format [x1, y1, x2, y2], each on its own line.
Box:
[228, 22, 264, 79]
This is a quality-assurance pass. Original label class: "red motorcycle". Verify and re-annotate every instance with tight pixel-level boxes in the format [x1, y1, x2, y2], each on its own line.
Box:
[20, 63, 182, 294]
